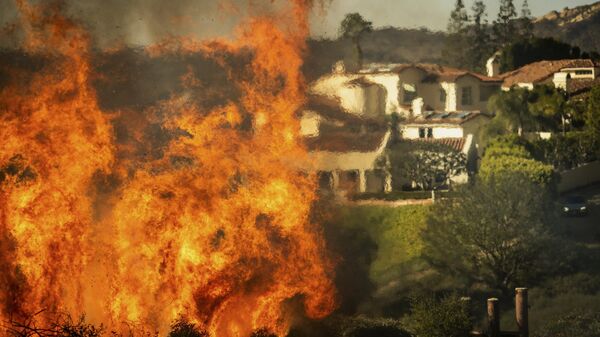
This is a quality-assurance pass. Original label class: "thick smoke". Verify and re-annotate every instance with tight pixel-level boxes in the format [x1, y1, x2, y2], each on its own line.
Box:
[0, 0, 292, 48]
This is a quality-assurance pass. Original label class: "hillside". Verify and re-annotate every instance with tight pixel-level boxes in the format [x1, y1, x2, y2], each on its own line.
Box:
[305, 2, 600, 81]
[534, 1, 600, 53]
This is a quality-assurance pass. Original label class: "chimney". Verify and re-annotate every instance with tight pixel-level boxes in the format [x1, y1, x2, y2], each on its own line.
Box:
[412, 97, 424, 117]
[553, 72, 570, 91]
[332, 60, 346, 74]
[486, 53, 501, 77]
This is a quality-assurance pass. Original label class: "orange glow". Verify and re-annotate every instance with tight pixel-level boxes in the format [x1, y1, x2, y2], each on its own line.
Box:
[0, 0, 336, 336]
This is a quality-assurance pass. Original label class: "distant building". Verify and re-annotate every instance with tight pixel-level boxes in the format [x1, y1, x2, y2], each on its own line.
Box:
[499, 59, 600, 98]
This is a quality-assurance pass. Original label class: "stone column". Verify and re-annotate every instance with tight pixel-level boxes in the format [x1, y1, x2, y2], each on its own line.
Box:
[516, 288, 529, 337]
[384, 171, 392, 193]
[331, 170, 339, 191]
[487, 298, 500, 337]
[358, 170, 367, 193]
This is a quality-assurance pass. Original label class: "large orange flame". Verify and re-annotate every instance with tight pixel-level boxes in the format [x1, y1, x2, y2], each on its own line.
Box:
[0, 1, 336, 336]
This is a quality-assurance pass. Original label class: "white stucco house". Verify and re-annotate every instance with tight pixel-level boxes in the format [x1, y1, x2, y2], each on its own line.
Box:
[310, 62, 502, 118]
[299, 95, 391, 196]
[299, 61, 502, 196]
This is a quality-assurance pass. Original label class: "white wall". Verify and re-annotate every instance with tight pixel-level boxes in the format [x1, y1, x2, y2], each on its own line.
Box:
[300, 111, 320, 137]
[401, 125, 464, 139]
[558, 161, 600, 193]
[339, 83, 386, 117]
[308, 132, 391, 171]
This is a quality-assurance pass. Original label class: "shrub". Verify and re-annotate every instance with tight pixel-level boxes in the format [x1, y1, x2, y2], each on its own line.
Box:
[403, 294, 472, 337]
[168, 319, 208, 337]
[535, 311, 600, 337]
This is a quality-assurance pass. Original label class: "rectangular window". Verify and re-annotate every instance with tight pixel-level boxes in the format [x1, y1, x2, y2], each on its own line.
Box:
[440, 89, 446, 103]
[403, 83, 417, 104]
[461, 86, 472, 106]
[575, 70, 593, 75]
[419, 128, 433, 138]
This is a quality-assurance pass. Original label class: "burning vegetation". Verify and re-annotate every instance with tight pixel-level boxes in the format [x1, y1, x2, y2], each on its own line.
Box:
[0, 1, 336, 336]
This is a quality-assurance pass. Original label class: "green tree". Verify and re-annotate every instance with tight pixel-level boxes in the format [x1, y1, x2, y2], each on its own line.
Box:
[585, 85, 600, 147]
[480, 135, 556, 186]
[519, 0, 534, 40]
[494, 0, 518, 47]
[404, 294, 472, 337]
[499, 37, 580, 72]
[487, 87, 531, 136]
[339, 13, 373, 71]
[422, 173, 556, 296]
[387, 142, 466, 190]
[468, 1, 491, 72]
[443, 0, 470, 69]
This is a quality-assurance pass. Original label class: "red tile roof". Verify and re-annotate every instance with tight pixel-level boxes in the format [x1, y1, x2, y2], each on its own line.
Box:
[501, 59, 597, 88]
[302, 94, 385, 125]
[392, 64, 502, 83]
[567, 77, 600, 97]
[408, 137, 466, 152]
[305, 130, 389, 153]
[404, 111, 489, 126]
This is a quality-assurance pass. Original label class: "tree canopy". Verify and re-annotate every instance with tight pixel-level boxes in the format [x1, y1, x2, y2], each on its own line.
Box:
[479, 135, 556, 186]
[422, 173, 557, 296]
[339, 13, 373, 70]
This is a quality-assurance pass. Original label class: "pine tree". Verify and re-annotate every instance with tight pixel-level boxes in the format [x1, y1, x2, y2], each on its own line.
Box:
[494, 0, 518, 47]
[520, 0, 534, 40]
[443, 0, 470, 69]
[469, 1, 491, 73]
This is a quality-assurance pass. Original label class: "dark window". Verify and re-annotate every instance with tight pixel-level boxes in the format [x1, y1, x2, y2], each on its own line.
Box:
[461, 86, 472, 106]
[427, 128, 433, 138]
[403, 83, 417, 103]
[440, 89, 446, 103]
[419, 128, 426, 138]
[575, 70, 593, 75]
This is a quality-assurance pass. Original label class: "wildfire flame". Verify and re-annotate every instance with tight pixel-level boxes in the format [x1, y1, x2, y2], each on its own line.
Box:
[0, 1, 336, 336]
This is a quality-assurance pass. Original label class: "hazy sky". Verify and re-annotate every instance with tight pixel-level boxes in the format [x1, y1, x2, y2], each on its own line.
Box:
[0, 0, 596, 47]
[310, 0, 596, 37]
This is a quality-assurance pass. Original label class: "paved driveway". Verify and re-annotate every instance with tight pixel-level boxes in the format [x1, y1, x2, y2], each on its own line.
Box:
[559, 183, 600, 245]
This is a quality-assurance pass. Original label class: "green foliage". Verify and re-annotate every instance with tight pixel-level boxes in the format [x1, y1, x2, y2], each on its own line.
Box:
[487, 87, 531, 135]
[328, 205, 430, 288]
[422, 173, 557, 295]
[494, 0, 518, 47]
[530, 131, 599, 170]
[387, 142, 466, 191]
[329, 316, 410, 337]
[498, 37, 581, 72]
[535, 311, 600, 337]
[339, 13, 372, 70]
[585, 85, 600, 145]
[519, 0, 533, 39]
[480, 136, 556, 186]
[467, 1, 492, 73]
[403, 294, 472, 337]
[480, 154, 555, 186]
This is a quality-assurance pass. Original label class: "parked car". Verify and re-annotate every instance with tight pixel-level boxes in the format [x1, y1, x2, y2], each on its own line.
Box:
[561, 195, 589, 216]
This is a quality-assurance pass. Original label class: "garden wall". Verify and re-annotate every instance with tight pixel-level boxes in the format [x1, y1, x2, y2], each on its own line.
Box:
[558, 161, 600, 193]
